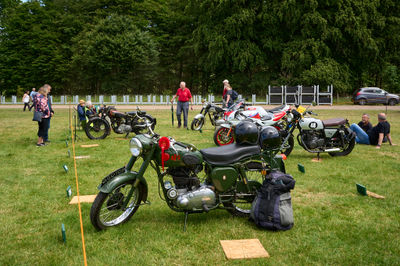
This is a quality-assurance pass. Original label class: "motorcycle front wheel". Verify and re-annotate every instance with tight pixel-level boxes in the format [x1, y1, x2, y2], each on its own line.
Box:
[224, 162, 263, 217]
[85, 118, 110, 140]
[281, 135, 295, 157]
[90, 181, 144, 230]
[134, 114, 156, 135]
[191, 117, 205, 131]
[213, 126, 234, 146]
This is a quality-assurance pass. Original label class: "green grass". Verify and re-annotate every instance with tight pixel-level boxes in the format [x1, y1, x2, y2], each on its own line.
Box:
[0, 107, 399, 265]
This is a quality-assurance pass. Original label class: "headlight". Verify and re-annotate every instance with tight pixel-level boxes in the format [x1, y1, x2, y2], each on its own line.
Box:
[130, 138, 143, 157]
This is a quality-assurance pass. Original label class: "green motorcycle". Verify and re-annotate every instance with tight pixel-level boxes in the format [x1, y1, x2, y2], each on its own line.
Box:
[90, 122, 286, 231]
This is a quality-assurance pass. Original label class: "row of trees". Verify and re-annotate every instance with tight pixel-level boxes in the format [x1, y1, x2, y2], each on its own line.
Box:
[1, 0, 400, 96]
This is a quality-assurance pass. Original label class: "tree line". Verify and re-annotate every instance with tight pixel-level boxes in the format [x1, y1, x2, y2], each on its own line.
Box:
[1, 0, 399, 96]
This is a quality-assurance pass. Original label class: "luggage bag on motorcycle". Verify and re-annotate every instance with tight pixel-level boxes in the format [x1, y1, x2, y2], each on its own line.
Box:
[250, 170, 296, 231]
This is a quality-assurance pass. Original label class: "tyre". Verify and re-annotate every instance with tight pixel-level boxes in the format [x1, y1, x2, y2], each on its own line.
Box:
[358, 99, 367, 105]
[329, 133, 356, 157]
[213, 126, 234, 146]
[90, 181, 145, 230]
[388, 99, 397, 106]
[224, 162, 263, 217]
[85, 118, 110, 140]
[191, 117, 204, 131]
[281, 135, 294, 157]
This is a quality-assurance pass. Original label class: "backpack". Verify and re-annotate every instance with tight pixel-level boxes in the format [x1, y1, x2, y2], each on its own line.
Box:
[250, 170, 295, 231]
[231, 90, 239, 101]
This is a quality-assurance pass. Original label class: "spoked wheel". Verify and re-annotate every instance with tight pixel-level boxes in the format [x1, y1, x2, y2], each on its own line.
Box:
[388, 99, 397, 106]
[281, 135, 294, 157]
[224, 162, 264, 217]
[214, 126, 234, 146]
[329, 135, 356, 157]
[85, 118, 110, 139]
[90, 181, 144, 230]
[191, 117, 205, 131]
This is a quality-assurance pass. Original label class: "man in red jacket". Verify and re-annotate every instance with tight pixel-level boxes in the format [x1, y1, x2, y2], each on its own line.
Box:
[170, 81, 193, 128]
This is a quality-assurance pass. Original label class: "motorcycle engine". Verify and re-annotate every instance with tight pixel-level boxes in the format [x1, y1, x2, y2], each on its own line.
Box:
[303, 130, 325, 149]
[165, 167, 216, 211]
[117, 124, 132, 133]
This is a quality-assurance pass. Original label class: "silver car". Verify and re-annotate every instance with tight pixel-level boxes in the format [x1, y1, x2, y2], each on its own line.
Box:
[352, 87, 399, 105]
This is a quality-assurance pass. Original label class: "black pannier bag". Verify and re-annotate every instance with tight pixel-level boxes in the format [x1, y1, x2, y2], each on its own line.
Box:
[250, 170, 295, 231]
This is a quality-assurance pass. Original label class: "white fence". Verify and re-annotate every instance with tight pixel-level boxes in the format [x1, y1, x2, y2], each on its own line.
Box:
[0, 85, 333, 105]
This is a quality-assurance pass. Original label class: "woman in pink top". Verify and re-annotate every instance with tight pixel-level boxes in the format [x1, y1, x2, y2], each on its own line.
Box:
[33, 86, 51, 146]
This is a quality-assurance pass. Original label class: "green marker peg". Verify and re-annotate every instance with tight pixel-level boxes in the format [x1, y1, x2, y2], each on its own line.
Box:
[63, 165, 69, 173]
[66, 186, 72, 197]
[65, 140, 68, 147]
[67, 150, 71, 158]
[199, 129, 203, 133]
[297, 163, 305, 173]
[61, 224, 66, 243]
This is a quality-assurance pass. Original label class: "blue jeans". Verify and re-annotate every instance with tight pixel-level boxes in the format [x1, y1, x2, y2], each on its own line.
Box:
[176, 101, 189, 127]
[350, 124, 370, 144]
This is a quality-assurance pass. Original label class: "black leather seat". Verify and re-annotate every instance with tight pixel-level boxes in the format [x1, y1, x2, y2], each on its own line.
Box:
[200, 144, 261, 165]
[111, 111, 127, 118]
[127, 111, 137, 116]
[266, 104, 285, 113]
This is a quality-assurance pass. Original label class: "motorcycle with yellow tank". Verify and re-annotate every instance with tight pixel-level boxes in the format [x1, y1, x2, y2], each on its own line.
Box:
[90, 121, 286, 230]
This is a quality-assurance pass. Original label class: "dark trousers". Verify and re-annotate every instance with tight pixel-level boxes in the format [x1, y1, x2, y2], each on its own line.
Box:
[176, 101, 189, 127]
[23, 103, 30, 111]
[43, 118, 51, 141]
[38, 118, 50, 138]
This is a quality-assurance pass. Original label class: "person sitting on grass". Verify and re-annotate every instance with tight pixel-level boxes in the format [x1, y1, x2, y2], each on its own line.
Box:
[77, 99, 87, 128]
[350, 113, 395, 148]
[357, 113, 372, 133]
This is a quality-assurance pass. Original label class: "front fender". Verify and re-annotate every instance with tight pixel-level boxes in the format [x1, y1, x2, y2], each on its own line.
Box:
[194, 113, 205, 120]
[99, 171, 148, 202]
[220, 123, 231, 129]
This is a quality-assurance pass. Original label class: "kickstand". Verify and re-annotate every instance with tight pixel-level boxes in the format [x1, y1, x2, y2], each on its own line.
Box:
[183, 212, 189, 232]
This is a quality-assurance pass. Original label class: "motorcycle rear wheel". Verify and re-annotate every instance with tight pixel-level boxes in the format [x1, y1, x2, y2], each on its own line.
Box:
[134, 114, 156, 135]
[328, 134, 356, 157]
[213, 126, 234, 146]
[90, 181, 144, 230]
[191, 117, 205, 131]
[85, 118, 110, 140]
[224, 162, 263, 217]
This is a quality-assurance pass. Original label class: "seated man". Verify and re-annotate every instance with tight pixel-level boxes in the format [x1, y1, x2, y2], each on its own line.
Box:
[350, 113, 395, 148]
[85, 101, 97, 118]
[358, 113, 372, 132]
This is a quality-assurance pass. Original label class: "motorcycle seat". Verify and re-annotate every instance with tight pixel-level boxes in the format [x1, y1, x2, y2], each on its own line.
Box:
[200, 144, 261, 166]
[322, 118, 347, 127]
[127, 111, 137, 116]
[266, 105, 285, 113]
[261, 114, 273, 121]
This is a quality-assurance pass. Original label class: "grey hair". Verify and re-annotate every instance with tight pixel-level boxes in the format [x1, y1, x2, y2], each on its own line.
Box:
[180, 81, 186, 86]
[86, 100, 92, 107]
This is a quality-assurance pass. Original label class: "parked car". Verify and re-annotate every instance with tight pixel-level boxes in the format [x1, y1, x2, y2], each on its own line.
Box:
[352, 87, 399, 105]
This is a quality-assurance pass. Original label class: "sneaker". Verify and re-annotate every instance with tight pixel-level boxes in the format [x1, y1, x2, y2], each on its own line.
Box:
[36, 143, 45, 147]
[44, 140, 50, 143]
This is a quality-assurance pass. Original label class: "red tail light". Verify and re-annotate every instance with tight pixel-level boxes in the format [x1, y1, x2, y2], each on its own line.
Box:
[356, 92, 361, 96]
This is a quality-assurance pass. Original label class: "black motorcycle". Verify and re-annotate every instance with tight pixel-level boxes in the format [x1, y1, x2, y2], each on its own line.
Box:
[85, 105, 156, 140]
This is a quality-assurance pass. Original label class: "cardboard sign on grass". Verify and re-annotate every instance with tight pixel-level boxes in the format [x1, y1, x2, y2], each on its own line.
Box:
[80, 144, 99, 148]
[69, 195, 97, 204]
[220, 239, 269, 260]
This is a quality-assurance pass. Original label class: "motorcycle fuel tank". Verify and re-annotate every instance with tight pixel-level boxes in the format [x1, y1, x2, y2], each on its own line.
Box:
[156, 142, 203, 168]
[299, 118, 324, 130]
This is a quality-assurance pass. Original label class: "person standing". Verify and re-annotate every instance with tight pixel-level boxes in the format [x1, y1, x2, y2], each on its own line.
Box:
[29, 88, 37, 111]
[223, 80, 234, 108]
[77, 99, 87, 128]
[43, 84, 53, 143]
[22, 91, 30, 111]
[170, 81, 193, 128]
[33, 86, 51, 146]
[222, 79, 230, 107]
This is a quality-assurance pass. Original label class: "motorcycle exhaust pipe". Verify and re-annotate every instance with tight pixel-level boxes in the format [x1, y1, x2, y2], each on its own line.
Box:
[324, 148, 341, 152]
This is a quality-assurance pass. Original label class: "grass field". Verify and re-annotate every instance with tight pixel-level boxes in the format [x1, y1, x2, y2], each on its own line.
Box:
[0, 106, 399, 265]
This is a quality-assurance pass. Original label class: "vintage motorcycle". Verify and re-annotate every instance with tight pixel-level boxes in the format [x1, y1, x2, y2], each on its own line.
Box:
[90, 122, 286, 231]
[280, 105, 356, 157]
[84, 105, 156, 139]
[191, 99, 247, 131]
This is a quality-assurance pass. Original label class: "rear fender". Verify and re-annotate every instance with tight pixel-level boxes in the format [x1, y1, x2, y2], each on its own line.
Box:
[98, 171, 148, 202]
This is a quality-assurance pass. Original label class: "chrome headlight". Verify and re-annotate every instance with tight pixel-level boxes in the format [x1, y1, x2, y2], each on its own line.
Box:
[129, 138, 143, 157]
